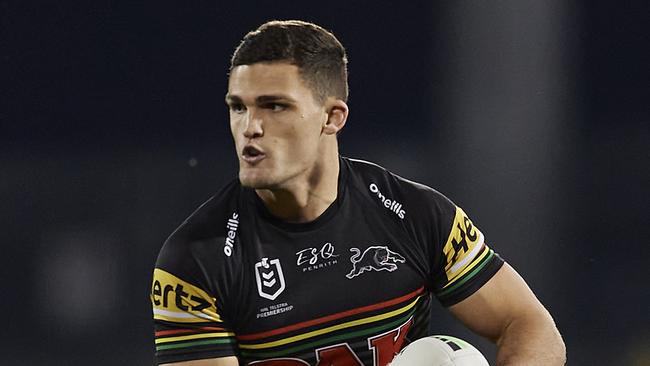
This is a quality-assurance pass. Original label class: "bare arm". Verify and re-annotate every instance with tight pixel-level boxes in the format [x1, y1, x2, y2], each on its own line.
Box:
[161, 356, 239, 366]
[449, 263, 566, 365]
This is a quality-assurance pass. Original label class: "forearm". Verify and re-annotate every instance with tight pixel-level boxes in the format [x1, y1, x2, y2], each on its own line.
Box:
[495, 310, 566, 366]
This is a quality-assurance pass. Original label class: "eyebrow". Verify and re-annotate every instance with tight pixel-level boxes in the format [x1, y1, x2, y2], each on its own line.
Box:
[225, 94, 295, 105]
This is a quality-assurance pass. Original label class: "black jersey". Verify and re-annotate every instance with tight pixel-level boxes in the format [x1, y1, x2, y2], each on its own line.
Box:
[151, 157, 503, 365]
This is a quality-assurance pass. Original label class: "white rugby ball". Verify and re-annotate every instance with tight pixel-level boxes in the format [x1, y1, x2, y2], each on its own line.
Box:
[390, 335, 489, 366]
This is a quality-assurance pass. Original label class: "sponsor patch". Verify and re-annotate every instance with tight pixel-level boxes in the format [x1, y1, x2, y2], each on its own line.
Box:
[224, 212, 239, 256]
[369, 183, 406, 219]
[151, 268, 221, 323]
[295, 242, 339, 272]
[442, 206, 485, 281]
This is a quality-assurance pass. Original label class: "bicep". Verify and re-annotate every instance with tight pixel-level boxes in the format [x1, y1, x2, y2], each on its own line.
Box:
[161, 356, 239, 366]
[448, 262, 551, 342]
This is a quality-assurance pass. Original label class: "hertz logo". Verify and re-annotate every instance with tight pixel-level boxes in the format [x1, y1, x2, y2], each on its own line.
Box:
[151, 269, 222, 323]
[442, 206, 485, 281]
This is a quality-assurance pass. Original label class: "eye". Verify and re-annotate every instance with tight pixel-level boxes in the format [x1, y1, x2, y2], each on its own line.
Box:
[229, 103, 246, 114]
[264, 103, 287, 112]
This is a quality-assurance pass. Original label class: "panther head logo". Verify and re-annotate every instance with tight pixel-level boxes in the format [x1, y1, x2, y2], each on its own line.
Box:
[346, 245, 406, 279]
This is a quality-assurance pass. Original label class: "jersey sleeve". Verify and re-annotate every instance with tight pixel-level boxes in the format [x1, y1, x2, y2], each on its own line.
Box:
[151, 228, 238, 364]
[429, 202, 504, 307]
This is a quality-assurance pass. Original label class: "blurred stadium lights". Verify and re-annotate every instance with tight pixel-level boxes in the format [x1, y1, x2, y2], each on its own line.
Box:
[36, 228, 121, 333]
[441, 1, 572, 282]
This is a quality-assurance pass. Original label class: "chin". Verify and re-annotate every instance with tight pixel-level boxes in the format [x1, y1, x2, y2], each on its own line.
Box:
[239, 170, 274, 189]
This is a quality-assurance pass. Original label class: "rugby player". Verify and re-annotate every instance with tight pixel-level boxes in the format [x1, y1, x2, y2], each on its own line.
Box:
[151, 20, 566, 366]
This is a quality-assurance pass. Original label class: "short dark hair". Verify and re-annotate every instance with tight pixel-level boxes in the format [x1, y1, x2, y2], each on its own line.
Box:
[230, 20, 349, 103]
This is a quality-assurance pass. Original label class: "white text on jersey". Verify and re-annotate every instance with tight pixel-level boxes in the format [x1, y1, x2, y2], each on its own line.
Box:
[369, 183, 406, 219]
[224, 212, 239, 256]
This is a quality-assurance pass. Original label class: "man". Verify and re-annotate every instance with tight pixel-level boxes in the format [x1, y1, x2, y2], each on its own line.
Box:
[151, 20, 566, 366]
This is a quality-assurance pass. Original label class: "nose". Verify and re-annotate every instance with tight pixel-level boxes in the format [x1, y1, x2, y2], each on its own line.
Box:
[243, 109, 263, 139]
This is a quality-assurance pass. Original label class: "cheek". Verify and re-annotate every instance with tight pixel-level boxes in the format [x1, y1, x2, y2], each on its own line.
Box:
[229, 117, 238, 136]
[270, 112, 325, 158]
[230, 118, 246, 144]
[289, 125, 321, 154]
[294, 113, 325, 140]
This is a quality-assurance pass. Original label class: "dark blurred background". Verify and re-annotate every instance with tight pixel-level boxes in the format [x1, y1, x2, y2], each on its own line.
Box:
[2, 1, 648, 365]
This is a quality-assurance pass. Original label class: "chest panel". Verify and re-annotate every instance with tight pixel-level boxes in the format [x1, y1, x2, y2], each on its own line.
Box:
[230, 203, 432, 365]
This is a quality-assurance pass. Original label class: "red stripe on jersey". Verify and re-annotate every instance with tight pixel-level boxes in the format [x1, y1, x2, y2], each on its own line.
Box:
[238, 286, 425, 341]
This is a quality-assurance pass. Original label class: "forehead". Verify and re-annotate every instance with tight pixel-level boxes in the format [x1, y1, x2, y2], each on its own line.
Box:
[227, 62, 311, 100]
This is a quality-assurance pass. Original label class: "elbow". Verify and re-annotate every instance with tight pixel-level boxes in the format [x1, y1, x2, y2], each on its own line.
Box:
[539, 315, 567, 365]
[545, 310, 567, 365]
[553, 329, 567, 365]
[496, 311, 567, 365]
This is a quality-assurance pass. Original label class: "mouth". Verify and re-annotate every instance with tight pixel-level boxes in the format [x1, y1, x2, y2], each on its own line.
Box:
[241, 145, 266, 164]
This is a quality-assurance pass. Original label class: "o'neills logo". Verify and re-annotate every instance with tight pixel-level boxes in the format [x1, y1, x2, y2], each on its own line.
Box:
[369, 183, 406, 219]
[224, 212, 239, 256]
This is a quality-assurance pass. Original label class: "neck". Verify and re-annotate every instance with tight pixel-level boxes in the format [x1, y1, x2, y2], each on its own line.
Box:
[256, 153, 340, 224]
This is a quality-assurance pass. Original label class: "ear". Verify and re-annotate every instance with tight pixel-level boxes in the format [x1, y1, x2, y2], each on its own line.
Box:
[322, 99, 349, 135]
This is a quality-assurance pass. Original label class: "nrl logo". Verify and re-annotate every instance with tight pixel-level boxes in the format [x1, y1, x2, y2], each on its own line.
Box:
[346, 245, 406, 279]
[254, 257, 286, 300]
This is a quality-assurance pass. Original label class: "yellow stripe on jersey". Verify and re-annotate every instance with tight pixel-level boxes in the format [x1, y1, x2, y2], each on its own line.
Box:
[442, 206, 485, 283]
[155, 332, 236, 344]
[238, 295, 421, 350]
[151, 268, 222, 324]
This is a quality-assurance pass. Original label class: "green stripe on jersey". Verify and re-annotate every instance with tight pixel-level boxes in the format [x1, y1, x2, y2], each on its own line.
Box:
[156, 337, 236, 351]
[436, 249, 494, 298]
